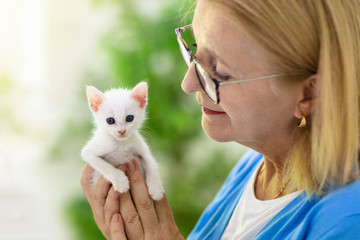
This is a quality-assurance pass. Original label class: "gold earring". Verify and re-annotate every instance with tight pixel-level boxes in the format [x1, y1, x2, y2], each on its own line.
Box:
[298, 116, 306, 128]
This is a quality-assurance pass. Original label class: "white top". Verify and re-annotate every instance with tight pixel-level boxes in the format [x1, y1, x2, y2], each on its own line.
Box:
[221, 161, 301, 240]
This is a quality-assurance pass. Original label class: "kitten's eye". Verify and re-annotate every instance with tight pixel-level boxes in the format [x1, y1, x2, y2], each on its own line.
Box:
[126, 115, 134, 122]
[106, 117, 115, 125]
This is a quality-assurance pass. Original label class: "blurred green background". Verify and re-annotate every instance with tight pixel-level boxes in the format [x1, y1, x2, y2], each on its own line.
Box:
[0, 0, 246, 239]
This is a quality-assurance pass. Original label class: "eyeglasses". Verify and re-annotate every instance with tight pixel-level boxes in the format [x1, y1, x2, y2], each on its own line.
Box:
[175, 24, 283, 104]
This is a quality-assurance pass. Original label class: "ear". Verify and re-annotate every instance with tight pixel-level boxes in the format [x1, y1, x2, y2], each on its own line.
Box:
[130, 82, 148, 109]
[86, 86, 104, 112]
[294, 74, 318, 119]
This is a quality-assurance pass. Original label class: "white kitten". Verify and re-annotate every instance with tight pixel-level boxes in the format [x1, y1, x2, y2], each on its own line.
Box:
[81, 82, 164, 201]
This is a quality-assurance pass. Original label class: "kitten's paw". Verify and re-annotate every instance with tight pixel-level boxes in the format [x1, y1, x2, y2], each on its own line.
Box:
[147, 180, 164, 201]
[91, 171, 102, 187]
[111, 172, 130, 193]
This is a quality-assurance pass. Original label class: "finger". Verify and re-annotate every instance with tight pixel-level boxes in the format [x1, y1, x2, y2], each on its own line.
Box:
[94, 175, 112, 206]
[119, 191, 144, 240]
[104, 186, 120, 229]
[90, 175, 112, 228]
[117, 164, 127, 171]
[117, 163, 144, 239]
[126, 160, 160, 234]
[80, 163, 94, 199]
[81, 164, 111, 238]
[111, 213, 127, 240]
[154, 194, 176, 225]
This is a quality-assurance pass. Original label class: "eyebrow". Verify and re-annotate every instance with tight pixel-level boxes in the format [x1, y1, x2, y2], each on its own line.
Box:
[204, 47, 231, 69]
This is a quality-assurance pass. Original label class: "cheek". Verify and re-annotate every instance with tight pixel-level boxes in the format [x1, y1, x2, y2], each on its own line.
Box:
[200, 82, 282, 142]
[222, 82, 277, 119]
[109, 125, 118, 133]
[220, 90, 251, 123]
[217, 89, 273, 139]
[126, 118, 141, 132]
[125, 123, 134, 132]
[225, 92, 296, 140]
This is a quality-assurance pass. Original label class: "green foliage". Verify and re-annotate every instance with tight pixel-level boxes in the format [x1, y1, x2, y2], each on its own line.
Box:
[66, 197, 105, 240]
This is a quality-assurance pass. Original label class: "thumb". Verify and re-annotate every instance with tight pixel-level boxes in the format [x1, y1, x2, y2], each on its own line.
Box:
[110, 213, 127, 240]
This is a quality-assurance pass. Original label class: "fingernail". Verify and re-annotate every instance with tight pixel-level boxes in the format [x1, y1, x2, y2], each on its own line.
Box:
[118, 164, 126, 172]
[112, 213, 119, 223]
[127, 160, 135, 172]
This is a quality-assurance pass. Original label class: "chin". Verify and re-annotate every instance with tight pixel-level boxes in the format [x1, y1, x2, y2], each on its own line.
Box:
[201, 117, 233, 143]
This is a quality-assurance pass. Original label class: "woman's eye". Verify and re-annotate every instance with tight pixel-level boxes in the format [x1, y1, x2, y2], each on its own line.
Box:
[208, 57, 230, 81]
[126, 115, 134, 122]
[106, 117, 115, 125]
[212, 65, 230, 81]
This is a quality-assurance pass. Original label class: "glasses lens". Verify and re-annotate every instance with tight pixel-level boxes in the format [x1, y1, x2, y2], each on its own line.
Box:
[177, 38, 191, 68]
[195, 63, 217, 102]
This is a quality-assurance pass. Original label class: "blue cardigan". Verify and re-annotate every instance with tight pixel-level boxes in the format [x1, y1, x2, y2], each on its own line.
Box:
[187, 150, 360, 239]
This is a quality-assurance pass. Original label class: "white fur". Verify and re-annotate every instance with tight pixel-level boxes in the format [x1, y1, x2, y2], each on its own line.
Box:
[81, 82, 164, 201]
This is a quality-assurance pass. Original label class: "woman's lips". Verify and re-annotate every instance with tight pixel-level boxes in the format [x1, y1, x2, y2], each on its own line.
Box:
[202, 106, 226, 115]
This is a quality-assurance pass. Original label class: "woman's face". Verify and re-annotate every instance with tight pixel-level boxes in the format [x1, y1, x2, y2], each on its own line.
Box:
[181, 0, 300, 150]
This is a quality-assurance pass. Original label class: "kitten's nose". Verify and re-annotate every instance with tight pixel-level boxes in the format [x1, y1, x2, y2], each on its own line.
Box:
[118, 129, 126, 135]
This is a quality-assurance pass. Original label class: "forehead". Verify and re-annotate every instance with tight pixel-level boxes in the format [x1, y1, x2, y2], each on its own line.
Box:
[192, 0, 272, 75]
[193, 1, 237, 40]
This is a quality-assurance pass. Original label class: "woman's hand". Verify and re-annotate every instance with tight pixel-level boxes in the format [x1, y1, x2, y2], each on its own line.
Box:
[80, 163, 124, 239]
[80, 160, 184, 240]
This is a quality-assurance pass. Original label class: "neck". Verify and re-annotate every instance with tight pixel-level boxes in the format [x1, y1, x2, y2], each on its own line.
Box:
[241, 127, 299, 200]
[254, 154, 289, 200]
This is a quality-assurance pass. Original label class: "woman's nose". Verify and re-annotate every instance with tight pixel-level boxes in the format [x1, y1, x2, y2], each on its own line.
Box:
[181, 63, 203, 94]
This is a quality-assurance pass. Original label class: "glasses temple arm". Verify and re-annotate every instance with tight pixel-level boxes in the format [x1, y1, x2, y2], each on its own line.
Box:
[218, 74, 283, 86]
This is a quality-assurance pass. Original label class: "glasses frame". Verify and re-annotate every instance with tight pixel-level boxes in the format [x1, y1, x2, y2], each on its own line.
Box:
[175, 24, 283, 104]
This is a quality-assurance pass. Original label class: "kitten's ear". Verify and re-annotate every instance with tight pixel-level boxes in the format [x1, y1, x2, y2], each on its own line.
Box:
[86, 86, 104, 112]
[130, 82, 148, 109]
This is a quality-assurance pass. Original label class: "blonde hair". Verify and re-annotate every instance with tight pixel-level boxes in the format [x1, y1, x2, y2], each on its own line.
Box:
[208, 0, 360, 194]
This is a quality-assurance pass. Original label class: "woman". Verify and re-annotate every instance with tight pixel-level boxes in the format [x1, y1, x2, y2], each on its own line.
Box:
[81, 0, 360, 239]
